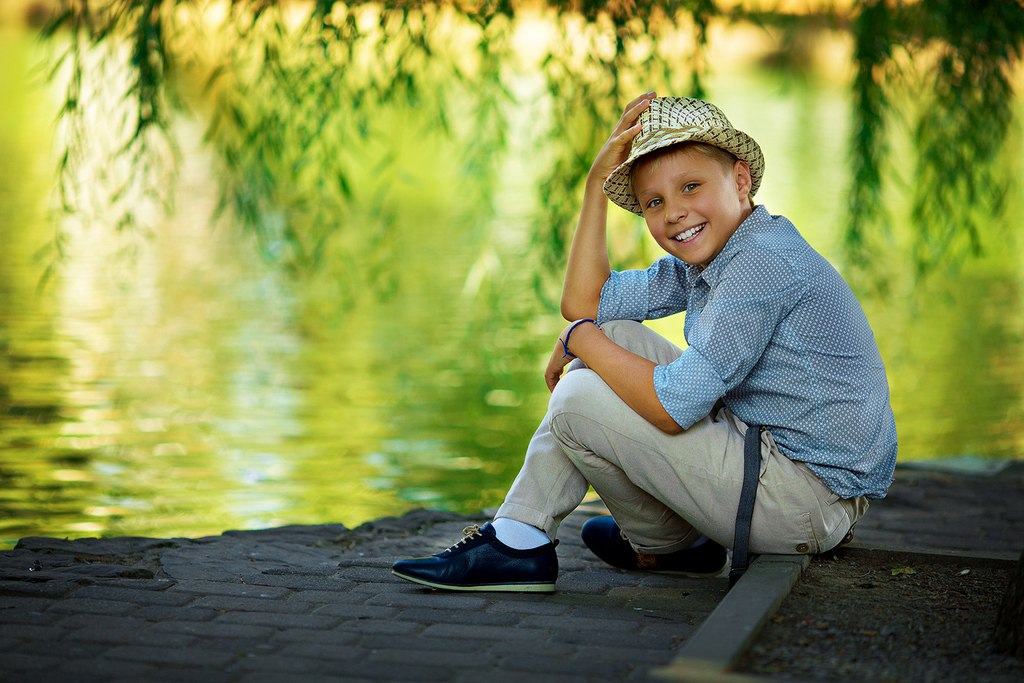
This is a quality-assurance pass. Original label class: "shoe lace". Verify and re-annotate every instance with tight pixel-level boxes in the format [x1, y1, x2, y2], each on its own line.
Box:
[444, 525, 482, 553]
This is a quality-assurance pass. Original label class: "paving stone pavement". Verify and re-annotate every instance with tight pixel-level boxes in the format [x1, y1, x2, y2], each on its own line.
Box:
[1, 462, 1021, 682]
[0, 508, 729, 683]
[852, 461, 1023, 559]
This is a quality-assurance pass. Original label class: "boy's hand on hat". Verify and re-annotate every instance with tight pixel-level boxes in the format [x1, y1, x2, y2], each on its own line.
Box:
[588, 92, 656, 184]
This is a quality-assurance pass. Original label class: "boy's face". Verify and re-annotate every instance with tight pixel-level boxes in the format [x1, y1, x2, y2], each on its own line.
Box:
[632, 146, 753, 269]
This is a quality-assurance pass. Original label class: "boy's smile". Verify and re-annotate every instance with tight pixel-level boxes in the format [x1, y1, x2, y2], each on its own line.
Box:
[632, 146, 753, 269]
[672, 222, 707, 243]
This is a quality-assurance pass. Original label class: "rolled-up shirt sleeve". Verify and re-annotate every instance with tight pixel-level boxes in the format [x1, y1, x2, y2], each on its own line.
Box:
[654, 252, 802, 429]
[597, 256, 690, 324]
[653, 348, 726, 428]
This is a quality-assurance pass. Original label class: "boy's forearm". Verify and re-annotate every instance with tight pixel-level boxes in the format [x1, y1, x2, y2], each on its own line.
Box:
[568, 324, 683, 435]
[560, 177, 613, 321]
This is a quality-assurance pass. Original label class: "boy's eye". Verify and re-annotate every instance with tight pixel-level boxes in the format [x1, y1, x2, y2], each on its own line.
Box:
[683, 183, 699, 193]
[645, 198, 662, 209]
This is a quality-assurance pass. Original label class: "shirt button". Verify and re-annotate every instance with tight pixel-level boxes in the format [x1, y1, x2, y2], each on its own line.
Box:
[795, 543, 810, 553]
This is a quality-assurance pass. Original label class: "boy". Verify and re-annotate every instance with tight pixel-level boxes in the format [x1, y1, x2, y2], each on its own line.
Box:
[392, 94, 897, 592]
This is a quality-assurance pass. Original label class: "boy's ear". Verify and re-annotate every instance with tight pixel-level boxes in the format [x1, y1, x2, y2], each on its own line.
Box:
[733, 160, 752, 199]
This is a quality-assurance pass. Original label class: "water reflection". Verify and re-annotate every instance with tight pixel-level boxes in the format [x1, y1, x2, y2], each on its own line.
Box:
[1, 22, 1023, 548]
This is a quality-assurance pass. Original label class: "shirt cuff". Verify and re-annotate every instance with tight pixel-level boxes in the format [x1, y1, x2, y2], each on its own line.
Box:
[597, 270, 649, 324]
[653, 348, 727, 429]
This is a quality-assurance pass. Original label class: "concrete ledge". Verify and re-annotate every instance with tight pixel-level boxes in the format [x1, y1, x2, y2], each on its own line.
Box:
[844, 541, 1020, 563]
[652, 554, 811, 682]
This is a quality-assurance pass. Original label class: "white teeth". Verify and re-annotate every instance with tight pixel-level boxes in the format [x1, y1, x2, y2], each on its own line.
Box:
[674, 224, 705, 242]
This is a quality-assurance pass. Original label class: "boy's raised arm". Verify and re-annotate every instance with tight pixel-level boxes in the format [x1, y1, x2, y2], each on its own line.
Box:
[560, 93, 655, 321]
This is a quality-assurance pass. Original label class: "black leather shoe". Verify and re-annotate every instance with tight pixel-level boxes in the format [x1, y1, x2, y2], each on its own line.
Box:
[581, 516, 727, 576]
[391, 522, 558, 592]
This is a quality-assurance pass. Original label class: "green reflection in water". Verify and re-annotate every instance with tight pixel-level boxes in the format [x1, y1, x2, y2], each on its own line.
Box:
[1, 22, 1023, 549]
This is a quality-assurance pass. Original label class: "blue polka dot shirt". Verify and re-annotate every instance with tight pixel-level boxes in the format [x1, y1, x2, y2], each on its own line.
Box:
[597, 206, 897, 499]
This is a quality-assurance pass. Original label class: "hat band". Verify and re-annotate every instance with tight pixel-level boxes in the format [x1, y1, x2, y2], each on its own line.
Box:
[632, 125, 707, 154]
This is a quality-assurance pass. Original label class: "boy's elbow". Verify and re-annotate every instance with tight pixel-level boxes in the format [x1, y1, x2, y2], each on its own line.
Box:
[565, 301, 598, 321]
[656, 417, 684, 435]
[560, 303, 588, 322]
[558, 299, 574, 321]
[560, 296, 599, 322]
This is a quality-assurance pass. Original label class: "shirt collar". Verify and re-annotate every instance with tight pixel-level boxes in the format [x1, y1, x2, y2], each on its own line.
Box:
[684, 205, 770, 287]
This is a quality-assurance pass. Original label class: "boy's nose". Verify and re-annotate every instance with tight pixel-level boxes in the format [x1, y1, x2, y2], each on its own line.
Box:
[666, 200, 687, 224]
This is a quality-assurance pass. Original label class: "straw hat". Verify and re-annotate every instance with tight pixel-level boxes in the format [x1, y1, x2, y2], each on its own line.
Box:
[602, 97, 765, 215]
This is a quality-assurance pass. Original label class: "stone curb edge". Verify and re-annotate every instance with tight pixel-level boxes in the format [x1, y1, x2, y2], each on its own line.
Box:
[652, 553, 809, 682]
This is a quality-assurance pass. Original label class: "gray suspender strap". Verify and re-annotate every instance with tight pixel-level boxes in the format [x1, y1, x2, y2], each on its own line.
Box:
[729, 424, 762, 588]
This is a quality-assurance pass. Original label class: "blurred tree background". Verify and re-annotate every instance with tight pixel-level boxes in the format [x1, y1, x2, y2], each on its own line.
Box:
[3, 0, 1024, 544]
[39, 0, 1024, 299]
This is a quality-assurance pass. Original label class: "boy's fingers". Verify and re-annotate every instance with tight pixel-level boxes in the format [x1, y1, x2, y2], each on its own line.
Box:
[545, 367, 560, 392]
[598, 122, 642, 169]
[616, 121, 643, 145]
[614, 92, 655, 130]
[589, 94, 652, 182]
[624, 91, 656, 113]
[544, 341, 573, 392]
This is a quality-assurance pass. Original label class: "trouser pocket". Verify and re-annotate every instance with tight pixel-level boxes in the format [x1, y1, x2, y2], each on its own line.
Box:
[749, 452, 849, 555]
[794, 463, 868, 553]
[750, 481, 820, 555]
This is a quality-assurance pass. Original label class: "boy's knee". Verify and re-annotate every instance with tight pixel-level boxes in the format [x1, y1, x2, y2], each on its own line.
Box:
[548, 369, 620, 449]
[549, 369, 607, 423]
[600, 319, 645, 343]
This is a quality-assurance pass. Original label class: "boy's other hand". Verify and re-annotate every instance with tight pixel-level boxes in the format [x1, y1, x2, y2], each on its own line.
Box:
[588, 92, 656, 185]
[544, 330, 575, 392]
[545, 320, 601, 392]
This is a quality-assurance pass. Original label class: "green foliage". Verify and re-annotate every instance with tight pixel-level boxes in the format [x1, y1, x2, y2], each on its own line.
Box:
[847, 0, 1024, 280]
[199, 2, 511, 276]
[909, 0, 1022, 273]
[848, 0, 892, 267]
[40, 0, 179, 287]
[530, 1, 714, 302]
[44, 0, 520, 304]
[42, 0, 715, 306]
[40, 0, 1024, 298]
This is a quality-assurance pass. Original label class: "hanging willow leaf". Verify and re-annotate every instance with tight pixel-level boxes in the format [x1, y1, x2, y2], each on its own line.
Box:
[847, 0, 1024, 285]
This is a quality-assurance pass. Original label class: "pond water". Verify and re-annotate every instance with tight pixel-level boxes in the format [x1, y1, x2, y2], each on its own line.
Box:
[1, 22, 1023, 548]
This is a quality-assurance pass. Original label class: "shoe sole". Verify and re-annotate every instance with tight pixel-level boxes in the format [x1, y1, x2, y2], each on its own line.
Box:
[391, 569, 556, 593]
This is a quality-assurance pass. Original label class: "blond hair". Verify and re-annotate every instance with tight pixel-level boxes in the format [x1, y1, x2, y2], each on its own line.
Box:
[631, 141, 756, 209]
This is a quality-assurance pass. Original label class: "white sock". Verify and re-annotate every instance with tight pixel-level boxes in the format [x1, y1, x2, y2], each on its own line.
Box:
[491, 517, 550, 549]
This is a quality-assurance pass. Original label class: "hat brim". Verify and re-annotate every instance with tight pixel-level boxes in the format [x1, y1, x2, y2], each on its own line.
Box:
[603, 126, 764, 216]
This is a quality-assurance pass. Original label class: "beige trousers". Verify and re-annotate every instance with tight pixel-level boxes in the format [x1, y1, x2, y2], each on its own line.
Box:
[496, 320, 868, 556]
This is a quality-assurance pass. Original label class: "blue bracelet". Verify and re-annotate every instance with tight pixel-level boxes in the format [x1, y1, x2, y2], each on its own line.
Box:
[560, 318, 599, 359]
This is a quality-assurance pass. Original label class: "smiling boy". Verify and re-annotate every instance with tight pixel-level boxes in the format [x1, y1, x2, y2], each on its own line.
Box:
[392, 95, 897, 592]
[632, 143, 753, 268]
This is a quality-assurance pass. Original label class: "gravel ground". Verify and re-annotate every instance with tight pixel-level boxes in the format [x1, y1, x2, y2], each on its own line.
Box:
[738, 547, 1024, 682]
